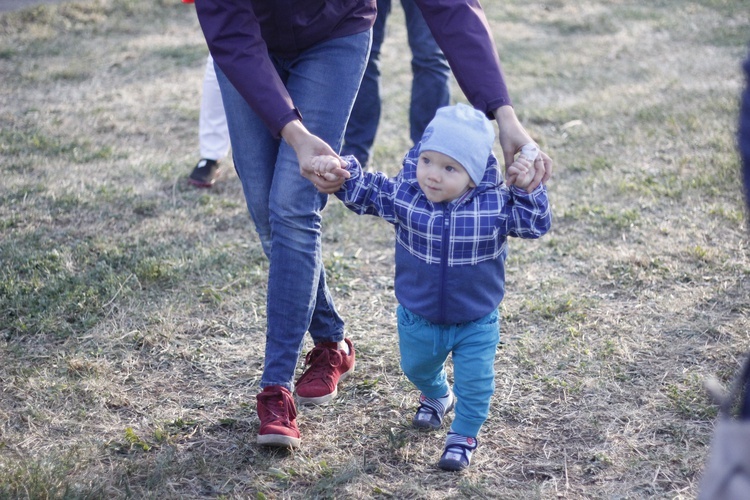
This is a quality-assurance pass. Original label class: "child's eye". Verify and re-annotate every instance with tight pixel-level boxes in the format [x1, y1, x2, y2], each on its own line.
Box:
[445, 166, 455, 172]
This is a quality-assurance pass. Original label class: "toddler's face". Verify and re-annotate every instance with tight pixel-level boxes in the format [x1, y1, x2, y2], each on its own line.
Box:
[416, 150, 474, 203]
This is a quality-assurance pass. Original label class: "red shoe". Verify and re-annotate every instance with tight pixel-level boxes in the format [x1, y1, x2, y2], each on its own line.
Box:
[294, 338, 355, 405]
[256, 386, 301, 448]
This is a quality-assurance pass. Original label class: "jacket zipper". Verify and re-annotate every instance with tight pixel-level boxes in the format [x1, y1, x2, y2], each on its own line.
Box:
[438, 204, 450, 324]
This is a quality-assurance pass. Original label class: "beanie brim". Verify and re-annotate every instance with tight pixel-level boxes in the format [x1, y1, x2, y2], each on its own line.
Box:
[418, 104, 495, 186]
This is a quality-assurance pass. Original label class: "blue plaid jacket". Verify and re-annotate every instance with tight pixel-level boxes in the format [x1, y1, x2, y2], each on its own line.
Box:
[335, 146, 551, 324]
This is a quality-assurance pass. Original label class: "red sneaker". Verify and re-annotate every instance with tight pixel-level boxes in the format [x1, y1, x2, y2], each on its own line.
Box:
[294, 338, 355, 405]
[256, 386, 301, 448]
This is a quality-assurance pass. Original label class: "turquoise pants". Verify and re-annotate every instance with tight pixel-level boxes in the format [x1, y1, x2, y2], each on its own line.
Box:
[397, 305, 500, 438]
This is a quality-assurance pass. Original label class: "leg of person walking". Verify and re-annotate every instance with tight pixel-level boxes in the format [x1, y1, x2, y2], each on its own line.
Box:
[341, 0, 391, 167]
[441, 310, 500, 471]
[401, 0, 451, 145]
[215, 30, 371, 448]
[189, 53, 231, 187]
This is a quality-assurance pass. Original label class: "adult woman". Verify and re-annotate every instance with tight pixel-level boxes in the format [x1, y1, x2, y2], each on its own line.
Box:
[195, 0, 552, 448]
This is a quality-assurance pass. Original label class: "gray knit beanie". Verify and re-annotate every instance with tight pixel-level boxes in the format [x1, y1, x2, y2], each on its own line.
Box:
[418, 103, 495, 186]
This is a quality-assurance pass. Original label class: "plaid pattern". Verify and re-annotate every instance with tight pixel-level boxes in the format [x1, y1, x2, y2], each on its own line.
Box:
[338, 148, 550, 266]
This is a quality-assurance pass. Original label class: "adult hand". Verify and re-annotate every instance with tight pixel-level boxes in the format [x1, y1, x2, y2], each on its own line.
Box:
[281, 120, 349, 194]
[493, 105, 552, 190]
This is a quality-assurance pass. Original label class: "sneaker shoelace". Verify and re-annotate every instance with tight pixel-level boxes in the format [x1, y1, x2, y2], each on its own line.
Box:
[301, 345, 343, 382]
[257, 391, 297, 426]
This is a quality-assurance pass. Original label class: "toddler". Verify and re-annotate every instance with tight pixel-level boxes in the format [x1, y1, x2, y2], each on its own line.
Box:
[313, 104, 552, 470]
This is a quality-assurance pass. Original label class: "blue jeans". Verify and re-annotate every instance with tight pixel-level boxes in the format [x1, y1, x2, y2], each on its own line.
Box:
[397, 306, 500, 438]
[342, 0, 451, 166]
[215, 31, 371, 391]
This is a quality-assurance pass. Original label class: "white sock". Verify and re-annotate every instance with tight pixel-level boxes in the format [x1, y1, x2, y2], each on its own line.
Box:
[338, 340, 350, 355]
[437, 389, 453, 408]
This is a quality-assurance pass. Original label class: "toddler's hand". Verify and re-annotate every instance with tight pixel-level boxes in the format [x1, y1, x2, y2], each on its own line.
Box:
[508, 143, 543, 192]
[507, 157, 534, 189]
[311, 155, 350, 182]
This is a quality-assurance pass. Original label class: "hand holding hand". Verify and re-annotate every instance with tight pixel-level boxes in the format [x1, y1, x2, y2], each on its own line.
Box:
[506, 157, 533, 190]
[312, 155, 350, 182]
[281, 120, 350, 194]
[494, 105, 552, 190]
[507, 143, 546, 192]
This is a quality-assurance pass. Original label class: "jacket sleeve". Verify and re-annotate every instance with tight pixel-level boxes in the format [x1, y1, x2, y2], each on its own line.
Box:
[334, 158, 400, 224]
[195, 0, 300, 137]
[414, 0, 512, 118]
[503, 185, 552, 239]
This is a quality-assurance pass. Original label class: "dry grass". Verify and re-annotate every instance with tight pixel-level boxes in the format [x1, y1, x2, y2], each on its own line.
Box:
[1, 0, 749, 498]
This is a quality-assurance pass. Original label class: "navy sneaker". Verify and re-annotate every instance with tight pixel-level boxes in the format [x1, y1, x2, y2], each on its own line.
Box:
[188, 158, 220, 187]
[438, 432, 478, 471]
[412, 390, 454, 430]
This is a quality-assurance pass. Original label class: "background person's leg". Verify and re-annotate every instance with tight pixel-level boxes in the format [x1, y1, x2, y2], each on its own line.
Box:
[189, 53, 232, 187]
[199, 53, 230, 161]
[401, 0, 450, 145]
[341, 0, 391, 167]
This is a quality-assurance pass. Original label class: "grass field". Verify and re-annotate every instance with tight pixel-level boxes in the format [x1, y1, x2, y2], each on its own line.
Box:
[1, 0, 749, 498]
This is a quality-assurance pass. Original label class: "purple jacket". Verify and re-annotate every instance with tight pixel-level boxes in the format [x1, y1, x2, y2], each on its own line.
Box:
[195, 0, 512, 137]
